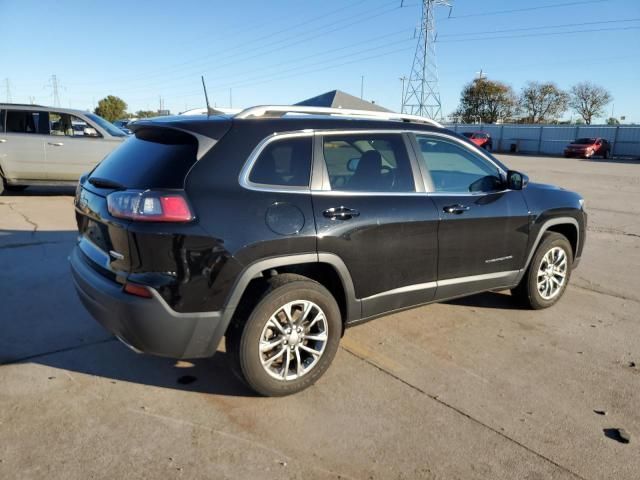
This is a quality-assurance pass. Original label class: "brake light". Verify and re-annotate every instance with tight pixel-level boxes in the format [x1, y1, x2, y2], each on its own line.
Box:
[123, 282, 152, 298]
[107, 190, 194, 222]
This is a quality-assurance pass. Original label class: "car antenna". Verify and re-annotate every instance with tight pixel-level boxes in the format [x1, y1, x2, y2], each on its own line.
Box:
[201, 75, 213, 116]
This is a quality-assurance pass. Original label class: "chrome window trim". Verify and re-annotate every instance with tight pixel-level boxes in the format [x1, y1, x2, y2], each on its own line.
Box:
[239, 127, 510, 196]
[238, 130, 315, 194]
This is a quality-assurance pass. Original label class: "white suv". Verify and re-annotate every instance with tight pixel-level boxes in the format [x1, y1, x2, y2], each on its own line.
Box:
[0, 104, 126, 194]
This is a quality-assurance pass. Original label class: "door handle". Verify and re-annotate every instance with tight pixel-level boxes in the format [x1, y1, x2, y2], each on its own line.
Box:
[0, 139, 6, 143]
[323, 206, 360, 220]
[443, 204, 470, 214]
[48, 142, 64, 146]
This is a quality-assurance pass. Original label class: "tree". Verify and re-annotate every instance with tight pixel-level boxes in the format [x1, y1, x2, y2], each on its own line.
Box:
[568, 82, 612, 125]
[454, 78, 518, 124]
[519, 81, 568, 123]
[606, 117, 620, 125]
[134, 110, 158, 119]
[94, 95, 127, 122]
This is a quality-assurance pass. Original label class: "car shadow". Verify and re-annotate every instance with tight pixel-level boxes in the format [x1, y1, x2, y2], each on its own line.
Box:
[1, 227, 257, 398]
[35, 339, 259, 398]
[446, 291, 526, 310]
[582, 156, 639, 165]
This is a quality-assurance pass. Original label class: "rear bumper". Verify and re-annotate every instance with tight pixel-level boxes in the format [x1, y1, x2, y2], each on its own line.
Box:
[69, 246, 224, 359]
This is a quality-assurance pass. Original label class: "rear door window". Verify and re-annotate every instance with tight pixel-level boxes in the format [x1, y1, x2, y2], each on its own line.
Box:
[321, 133, 415, 192]
[5, 110, 50, 134]
[248, 136, 312, 187]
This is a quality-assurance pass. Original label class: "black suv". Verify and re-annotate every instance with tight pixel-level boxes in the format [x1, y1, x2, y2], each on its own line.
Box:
[70, 106, 586, 396]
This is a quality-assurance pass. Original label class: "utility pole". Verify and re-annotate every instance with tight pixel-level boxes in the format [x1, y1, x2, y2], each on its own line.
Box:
[401, 0, 451, 119]
[4, 78, 11, 103]
[475, 68, 487, 81]
[229, 88, 233, 108]
[399, 76, 407, 111]
[360, 76, 364, 99]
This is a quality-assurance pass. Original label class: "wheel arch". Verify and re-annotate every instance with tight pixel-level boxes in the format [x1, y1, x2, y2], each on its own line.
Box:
[218, 253, 359, 338]
[523, 217, 580, 273]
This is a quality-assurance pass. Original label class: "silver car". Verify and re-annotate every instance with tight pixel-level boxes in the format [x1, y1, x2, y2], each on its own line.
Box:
[0, 104, 126, 193]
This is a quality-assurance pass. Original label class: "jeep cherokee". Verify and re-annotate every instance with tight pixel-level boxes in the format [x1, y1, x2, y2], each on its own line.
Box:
[70, 106, 586, 396]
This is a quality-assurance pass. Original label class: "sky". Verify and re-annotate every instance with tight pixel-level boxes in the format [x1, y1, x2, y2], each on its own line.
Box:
[1, 0, 639, 122]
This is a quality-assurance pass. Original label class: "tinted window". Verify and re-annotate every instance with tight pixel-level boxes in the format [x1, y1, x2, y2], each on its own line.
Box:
[416, 135, 502, 193]
[461, 132, 473, 138]
[322, 134, 414, 192]
[0, 110, 5, 132]
[249, 137, 312, 187]
[574, 138, 596, 144]
[6, 110, 49, 134]
[89, 129, 198, 189]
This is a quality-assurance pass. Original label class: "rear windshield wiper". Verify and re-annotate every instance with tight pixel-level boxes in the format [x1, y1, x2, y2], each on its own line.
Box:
[88, 177, 126, 190]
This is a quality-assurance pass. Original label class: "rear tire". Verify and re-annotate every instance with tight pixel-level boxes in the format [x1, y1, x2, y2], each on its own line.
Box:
[603, 149, 609, 159]
[511, 232, 573, 310]
[226, 274, 342, 396]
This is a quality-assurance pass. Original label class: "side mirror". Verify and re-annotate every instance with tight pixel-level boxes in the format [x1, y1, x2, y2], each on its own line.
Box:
[83, 127, 99, 137]
[506, 170, 528, 190]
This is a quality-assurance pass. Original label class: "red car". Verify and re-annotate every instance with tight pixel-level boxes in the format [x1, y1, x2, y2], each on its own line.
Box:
[564, 137, 611, 159]
[462, 131, 493, 150]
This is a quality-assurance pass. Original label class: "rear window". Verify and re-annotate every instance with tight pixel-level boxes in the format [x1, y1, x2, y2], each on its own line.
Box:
[89, 128, 198, 189]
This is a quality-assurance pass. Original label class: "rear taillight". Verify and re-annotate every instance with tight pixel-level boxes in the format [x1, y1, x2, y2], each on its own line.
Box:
[107, 190, 194, 222]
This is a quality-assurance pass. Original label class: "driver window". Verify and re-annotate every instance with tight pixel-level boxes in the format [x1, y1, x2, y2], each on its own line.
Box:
[50, 113, 100, 137]
[322, 134, 414, 192]
[416, 135, 502, 193]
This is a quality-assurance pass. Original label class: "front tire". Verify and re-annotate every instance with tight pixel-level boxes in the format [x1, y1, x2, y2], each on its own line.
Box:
[512, 232, 573, 309]
[226, 274, 342, 396]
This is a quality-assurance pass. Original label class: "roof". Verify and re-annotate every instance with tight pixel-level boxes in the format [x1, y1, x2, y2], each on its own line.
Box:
[0, 103, 89, 115]
[295, 90, 391, 113]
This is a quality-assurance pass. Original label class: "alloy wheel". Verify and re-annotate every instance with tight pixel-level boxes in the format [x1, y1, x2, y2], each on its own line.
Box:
[536, 246, 568, 300]
[259, 300, 328, 381]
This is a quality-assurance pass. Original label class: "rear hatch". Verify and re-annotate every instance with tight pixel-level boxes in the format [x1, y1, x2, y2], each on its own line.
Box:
[74, 116, 231, 283]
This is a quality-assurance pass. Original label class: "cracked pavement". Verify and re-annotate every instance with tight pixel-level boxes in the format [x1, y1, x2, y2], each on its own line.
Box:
[1, 157, 639, 480]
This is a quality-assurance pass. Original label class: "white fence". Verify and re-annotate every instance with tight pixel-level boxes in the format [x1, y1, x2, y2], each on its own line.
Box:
[445, 124, 640, 158]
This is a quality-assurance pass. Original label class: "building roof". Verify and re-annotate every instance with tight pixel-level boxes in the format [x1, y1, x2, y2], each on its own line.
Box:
[295, 90, 391, 113]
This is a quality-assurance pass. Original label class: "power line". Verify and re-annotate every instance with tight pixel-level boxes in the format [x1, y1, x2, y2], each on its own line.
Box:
[449, 0, 609, 19]
[437, 25, 640, 43]
[438, 17, 640, 37]
[64, 0, 394, 89]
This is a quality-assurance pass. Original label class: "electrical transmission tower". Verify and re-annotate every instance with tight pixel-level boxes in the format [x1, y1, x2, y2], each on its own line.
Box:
[46, 74, 62, 107]
[4, 78, 11, 103]
[401, 0, 451, 119]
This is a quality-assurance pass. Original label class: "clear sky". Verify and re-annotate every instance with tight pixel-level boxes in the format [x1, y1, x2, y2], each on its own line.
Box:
[1, 0, 639, 122]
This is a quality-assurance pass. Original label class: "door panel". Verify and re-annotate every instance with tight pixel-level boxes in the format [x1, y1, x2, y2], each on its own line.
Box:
[411, 132, 530, 299]
[45, 137, 116, 181]
[312, 132, 439, 319]
[1, 110, 51, 181]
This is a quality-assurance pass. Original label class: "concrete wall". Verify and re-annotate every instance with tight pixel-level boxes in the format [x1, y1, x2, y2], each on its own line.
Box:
[445, 124, 640, 157]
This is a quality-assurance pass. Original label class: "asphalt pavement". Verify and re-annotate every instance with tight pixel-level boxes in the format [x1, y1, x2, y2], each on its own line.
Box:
[1, 155, 638, 479]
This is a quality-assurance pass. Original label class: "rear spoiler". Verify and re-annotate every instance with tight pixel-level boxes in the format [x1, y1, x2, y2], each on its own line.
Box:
[129, 117, 232, 160]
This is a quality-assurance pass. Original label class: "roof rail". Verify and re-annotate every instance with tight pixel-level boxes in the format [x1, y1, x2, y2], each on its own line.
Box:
[234, 105, 443, 128]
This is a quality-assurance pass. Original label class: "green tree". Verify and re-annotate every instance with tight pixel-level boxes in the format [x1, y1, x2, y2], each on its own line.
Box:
[569, 82, 612, 125]
[94, 95, 127, 122]
[454, 78, 518, 124]
[519, 81, 568, 123]
[134, 110, 159, 119]
[606, 117, 620, 125]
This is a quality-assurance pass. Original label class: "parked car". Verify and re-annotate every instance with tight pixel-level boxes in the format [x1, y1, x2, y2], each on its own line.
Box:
[0, 104, 127, 193]
[564, 137, 610, 159]
[112, 119, 133, 135]
[70, 106, 586, 397]
[462, 131, 493, 150]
